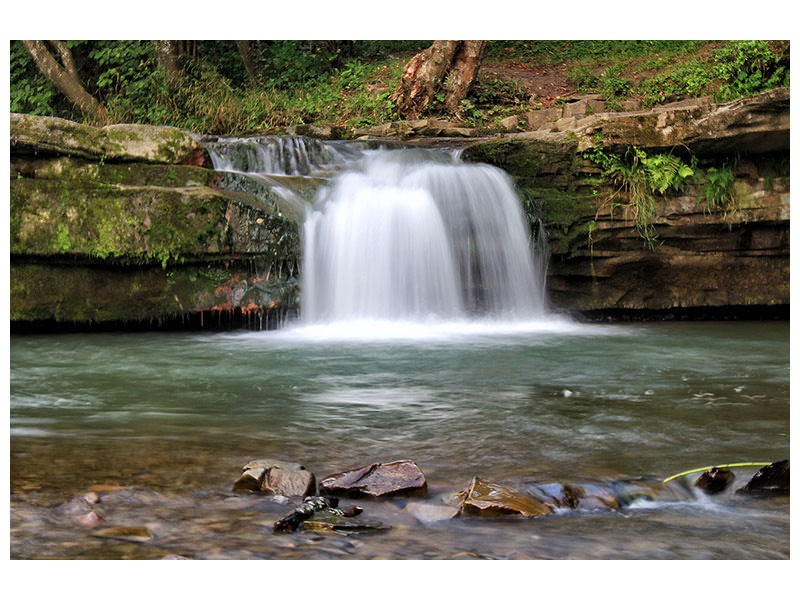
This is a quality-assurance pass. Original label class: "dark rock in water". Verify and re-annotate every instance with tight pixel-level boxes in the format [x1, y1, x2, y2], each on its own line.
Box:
[319, 460, 427, 498]
[694, 467, 736, 495]
[275, 496, 368, 533]
[301, 512, 390, 533]
[232, 459, 316, 497]
[455, 477, 552, 518]
[737, 460, 789, 496]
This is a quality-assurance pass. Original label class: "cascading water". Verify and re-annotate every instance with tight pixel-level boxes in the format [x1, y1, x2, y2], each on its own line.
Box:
[301, 149, 548, 326]
[201, 135, 553, 336]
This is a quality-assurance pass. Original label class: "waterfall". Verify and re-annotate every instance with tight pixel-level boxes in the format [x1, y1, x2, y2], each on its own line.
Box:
[204, 135, 368, 176]
[302, 149, 547, 324]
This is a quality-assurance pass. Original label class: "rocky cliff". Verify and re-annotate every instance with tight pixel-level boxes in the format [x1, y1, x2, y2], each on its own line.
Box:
[10, 113, 300, 331]
[461, 89, 790, 318]
[9, 89, 790, 330]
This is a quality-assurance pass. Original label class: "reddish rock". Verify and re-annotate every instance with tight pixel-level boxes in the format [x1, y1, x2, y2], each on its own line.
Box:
[456, 477, 552, 518]
[319, 460, 427, 498]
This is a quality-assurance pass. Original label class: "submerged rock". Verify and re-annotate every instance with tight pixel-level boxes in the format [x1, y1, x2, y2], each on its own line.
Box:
[56, 491, 100, 515]
[301, 512, 390, 533]
[404, 502, 460, 524]
[525, 482, 619, 510]
[73, 511, 105, 528]
[319, 460, 427, 498]
[233, 459, 316, 497]
[91, 526, 153, 542]
[455, 477, 552, 518]
[737, 460, 789, 496]
[612, 478, 695, 506]
[694, 467, 736, 495]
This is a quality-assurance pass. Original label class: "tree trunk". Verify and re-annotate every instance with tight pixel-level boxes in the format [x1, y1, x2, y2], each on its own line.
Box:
[390, 40, 485, 119]
[152, 40, 183, 80]
[443, 41, 487, 113]
[236, 41, 259, 83]
[22, 40, 107, 123]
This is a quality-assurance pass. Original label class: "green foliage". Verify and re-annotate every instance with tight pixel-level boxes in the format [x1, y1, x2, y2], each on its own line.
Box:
[713, 41, 789, 101]
[10, 41, 75, 117]
[584, 146, 695, 249]
[637, 59, 715, 107]
[701, 161, 736, 212]
[486, 40, 704, 63]
[10, 40, 789, 134]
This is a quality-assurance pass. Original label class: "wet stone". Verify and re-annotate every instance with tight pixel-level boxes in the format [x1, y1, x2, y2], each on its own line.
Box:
[74, 511, 105, 528]
[91, 526, 154, 542]
[526, 482, 620, 511]
[404, 502, 460, 524]
[233, 459, 315, 497]
[232, 467, 266, 493]
[612, 478, 695, 506]
[319, 460, 427, 498]
[301, 511, 391, 534]
[57, 493, 98, 515]
[695, 467, 736, 495]
[737, 460, 789, 496]
[456, 477, 553, 518]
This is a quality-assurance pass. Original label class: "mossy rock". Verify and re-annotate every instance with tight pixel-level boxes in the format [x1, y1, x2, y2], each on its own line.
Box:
[10, 261, 299, 325]
[11, 113, 200, 164]
[10, 178, 300, 267]
[462, 137, 579, 185]
[12, 157, 220, 188]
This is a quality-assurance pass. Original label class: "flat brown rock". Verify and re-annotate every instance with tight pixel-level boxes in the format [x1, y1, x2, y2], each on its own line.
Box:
[91, 526, 153, 542]
[457, 477, 552, 518]
[319, 460, 427, 498]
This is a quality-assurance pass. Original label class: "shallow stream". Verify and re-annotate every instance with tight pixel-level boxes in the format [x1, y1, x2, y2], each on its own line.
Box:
[10, 319, 789, 559]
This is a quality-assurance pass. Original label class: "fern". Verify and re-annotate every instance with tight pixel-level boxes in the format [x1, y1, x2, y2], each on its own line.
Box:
[584, 146, 695, 249]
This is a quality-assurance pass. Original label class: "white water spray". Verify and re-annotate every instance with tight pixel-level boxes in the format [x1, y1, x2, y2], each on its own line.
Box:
[301, 150, 548, 327]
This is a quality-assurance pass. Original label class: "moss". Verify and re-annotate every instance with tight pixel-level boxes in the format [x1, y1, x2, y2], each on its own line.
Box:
[11, 179, 230, 265]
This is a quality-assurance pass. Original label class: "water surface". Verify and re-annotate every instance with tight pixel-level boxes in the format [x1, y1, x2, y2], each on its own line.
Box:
[10, 320, 789, 559]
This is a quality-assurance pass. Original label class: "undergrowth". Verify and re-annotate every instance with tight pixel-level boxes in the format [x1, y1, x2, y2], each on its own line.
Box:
[10, 40, 789, 134]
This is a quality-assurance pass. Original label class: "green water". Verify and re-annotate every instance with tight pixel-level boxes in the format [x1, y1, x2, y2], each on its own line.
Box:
[9, 320, 789, 559]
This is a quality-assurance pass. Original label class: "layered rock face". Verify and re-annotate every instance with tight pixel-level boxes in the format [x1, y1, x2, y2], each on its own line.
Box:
[462, 89, 789, 316]
[10, 114, 300, 330]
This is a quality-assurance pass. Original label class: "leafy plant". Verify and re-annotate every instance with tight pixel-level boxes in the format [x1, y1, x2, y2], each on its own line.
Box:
[584, 146, 695, 249]
[701, 161, 737, 213]
[713, 41, 789, 102]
